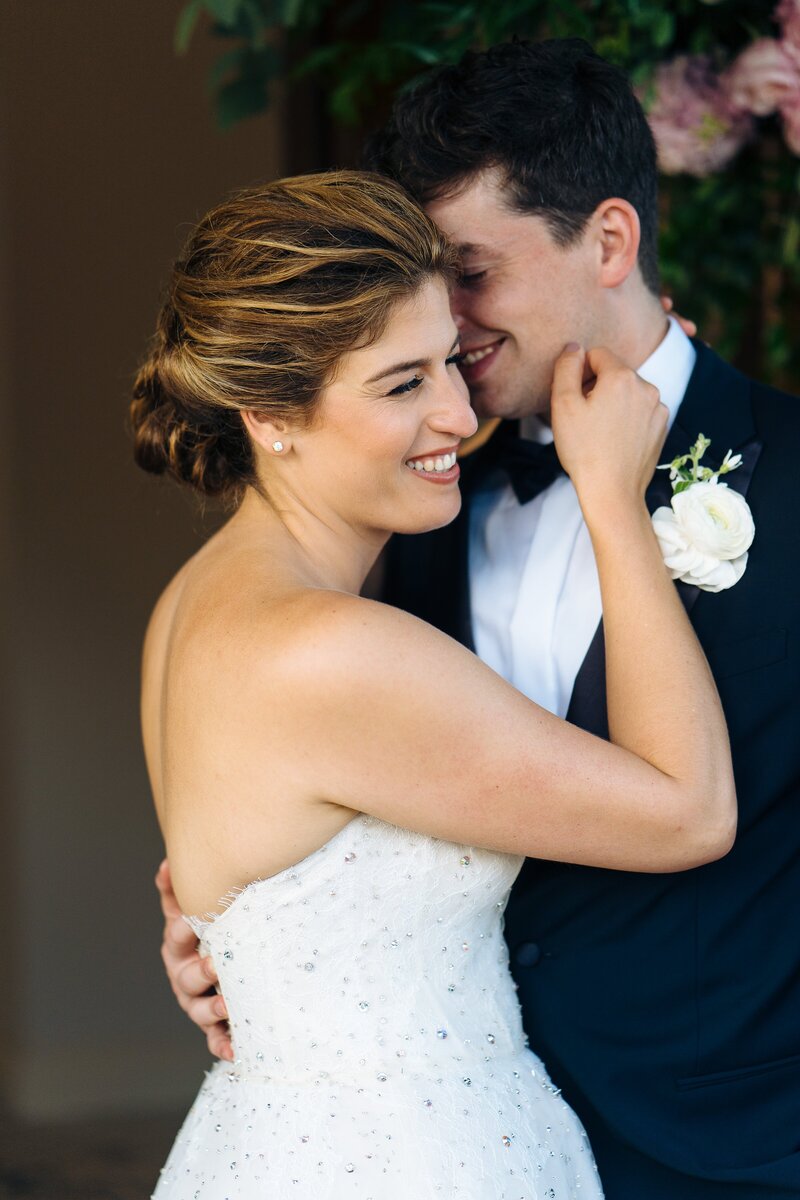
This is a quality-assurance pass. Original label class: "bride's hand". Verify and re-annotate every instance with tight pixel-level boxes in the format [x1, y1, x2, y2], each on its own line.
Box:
[550, 344, 668, 517]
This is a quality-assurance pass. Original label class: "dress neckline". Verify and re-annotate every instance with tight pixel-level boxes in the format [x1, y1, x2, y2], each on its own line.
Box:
[186, 812, 366, 930]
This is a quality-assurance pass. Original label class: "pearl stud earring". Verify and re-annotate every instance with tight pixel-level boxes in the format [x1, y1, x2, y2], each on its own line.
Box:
[272, 440, 284, 453]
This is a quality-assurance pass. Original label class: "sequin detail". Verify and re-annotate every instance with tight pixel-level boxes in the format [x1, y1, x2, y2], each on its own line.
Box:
[155, 814, 602, 1198]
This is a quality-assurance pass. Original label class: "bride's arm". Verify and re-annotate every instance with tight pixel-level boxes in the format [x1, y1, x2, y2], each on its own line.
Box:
[153, 344, 734, 1049]
[273, 347, 735, 873]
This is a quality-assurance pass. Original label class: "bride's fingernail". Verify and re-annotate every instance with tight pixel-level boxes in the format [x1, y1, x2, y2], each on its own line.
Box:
[214, 998, 228, 1018]
[564, 341, 581, 353]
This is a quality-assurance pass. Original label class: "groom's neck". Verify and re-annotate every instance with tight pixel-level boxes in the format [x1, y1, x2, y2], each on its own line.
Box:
[600, 283, 671, 372]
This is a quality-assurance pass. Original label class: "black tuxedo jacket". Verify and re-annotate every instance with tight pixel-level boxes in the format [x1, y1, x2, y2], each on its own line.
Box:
[383, 343, 800, 1199]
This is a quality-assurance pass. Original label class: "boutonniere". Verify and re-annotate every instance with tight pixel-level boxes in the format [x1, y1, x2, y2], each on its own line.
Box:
[652, 434, 755, 593]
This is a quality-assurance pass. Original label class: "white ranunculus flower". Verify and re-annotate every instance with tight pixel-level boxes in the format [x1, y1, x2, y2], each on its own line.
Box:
[652, 480, 755, 593]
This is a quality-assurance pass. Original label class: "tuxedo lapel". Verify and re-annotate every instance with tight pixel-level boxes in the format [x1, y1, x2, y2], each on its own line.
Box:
[450, 495, 476, 650]
[566, 343, 763, 737]
[446, 419, 527, 651]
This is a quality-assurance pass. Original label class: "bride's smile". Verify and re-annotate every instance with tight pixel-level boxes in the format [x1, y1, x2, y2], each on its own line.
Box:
[242, 276, 476, 545]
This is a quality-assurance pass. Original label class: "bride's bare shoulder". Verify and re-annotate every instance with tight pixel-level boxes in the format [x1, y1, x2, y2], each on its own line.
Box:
[144, 550, 446, 702]
[259, 588, 461, 695]
[141, 558, 195, 667]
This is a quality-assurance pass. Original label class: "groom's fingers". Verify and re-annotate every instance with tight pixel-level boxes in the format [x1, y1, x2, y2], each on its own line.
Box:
[163, 911, 200, 959]
[207, 1025, 234, 1061]
[661, 294, 697, 338]
[154, 860, 233, 1061]
[156, 859, 184, 925]
[175, 951, 220, 998]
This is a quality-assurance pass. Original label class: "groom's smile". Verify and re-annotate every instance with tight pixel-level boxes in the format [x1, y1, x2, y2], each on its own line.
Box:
[425, 169, 602, 423]
[460, 337, 506, 381]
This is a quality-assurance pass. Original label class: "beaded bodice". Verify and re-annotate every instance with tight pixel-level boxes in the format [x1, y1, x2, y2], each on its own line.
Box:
[187, 813, 527, 1087]
[157, 815, 602, 1197]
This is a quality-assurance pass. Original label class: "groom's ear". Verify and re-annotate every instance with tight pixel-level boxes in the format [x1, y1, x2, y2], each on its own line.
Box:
[591, 198, 641, 290]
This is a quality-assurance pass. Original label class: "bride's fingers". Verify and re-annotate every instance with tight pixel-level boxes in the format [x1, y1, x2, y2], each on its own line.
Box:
[550, 343, 585, 408]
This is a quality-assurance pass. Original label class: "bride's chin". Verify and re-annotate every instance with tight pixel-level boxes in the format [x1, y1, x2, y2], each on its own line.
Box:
[390, 492, 463, 537]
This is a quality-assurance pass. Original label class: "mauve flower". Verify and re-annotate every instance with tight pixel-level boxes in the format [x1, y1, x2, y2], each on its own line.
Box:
[723, 38, 800, 115]
[644, 56, 755, 177]
[776, 0, 800, 64]
[780, 88, 800, 151]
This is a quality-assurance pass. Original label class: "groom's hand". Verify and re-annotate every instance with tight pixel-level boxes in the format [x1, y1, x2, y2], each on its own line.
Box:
[155, 860, 234, 1061]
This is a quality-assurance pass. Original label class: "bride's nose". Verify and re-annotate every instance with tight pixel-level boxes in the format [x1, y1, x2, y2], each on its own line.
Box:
[430, 375, 478, 440]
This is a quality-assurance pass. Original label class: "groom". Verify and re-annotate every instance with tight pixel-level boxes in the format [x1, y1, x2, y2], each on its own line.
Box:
[157, 39, 800, 1198]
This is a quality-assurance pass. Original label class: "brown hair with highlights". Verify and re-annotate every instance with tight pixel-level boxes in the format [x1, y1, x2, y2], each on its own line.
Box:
[130, 170, 458, 502]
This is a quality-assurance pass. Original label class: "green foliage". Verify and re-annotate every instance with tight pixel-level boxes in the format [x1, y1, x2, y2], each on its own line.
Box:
[176, 0, 800, 385]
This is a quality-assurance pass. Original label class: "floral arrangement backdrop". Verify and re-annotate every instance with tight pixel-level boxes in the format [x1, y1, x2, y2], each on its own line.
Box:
[178, 0, 800, 386]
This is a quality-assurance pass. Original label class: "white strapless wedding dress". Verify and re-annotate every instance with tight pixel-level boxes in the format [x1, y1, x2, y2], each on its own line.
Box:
[154, 814, 603, 1198]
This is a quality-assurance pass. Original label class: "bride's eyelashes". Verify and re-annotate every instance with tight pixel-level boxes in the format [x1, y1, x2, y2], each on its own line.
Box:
[388, 375, 423, 396]
[387, 352, 466, 397]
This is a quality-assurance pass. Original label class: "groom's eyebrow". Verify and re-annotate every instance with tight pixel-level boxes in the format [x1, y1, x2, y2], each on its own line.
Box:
[365, 335, 461, 385]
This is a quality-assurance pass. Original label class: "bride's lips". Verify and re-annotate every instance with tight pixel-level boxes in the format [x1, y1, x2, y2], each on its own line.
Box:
[404, 445, 461, 485]
[459, 338, 505, 382]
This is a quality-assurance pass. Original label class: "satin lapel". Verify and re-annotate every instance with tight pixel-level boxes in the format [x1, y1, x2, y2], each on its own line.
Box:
[450, 419, 523, 652]
[566, 342, 762, 737]
[450, 491, 476, 650]
[406, 498, 475, 650]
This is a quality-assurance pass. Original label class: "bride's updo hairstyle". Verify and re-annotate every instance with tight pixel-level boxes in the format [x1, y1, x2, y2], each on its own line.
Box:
[131, 170, 458, 503]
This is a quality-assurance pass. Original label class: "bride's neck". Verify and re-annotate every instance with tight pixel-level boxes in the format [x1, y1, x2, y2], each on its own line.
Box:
[229, 487, 388, 596]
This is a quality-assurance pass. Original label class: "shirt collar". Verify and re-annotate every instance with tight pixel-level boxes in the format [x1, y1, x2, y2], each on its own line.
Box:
[636, 315, 696, 431]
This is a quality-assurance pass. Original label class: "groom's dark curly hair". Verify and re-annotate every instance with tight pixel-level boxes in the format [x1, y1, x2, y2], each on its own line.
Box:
[364, 38, 661, 295]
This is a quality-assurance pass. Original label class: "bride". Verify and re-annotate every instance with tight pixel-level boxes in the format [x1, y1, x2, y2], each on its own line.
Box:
[132, 170, 735, 1199]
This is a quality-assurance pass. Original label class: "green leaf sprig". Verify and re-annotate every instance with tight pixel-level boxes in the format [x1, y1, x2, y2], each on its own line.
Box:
[658, 434, 743, 496]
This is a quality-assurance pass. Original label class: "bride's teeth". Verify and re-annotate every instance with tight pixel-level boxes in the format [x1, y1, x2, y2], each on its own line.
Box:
[406, 451, 458, 473]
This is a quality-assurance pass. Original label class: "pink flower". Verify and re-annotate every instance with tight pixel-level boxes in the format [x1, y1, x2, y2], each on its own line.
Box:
[780, 89, 800, 151]
[776, 0, 800, 64]
[723, 38, 800, 115]
[643, 56, 755, 177]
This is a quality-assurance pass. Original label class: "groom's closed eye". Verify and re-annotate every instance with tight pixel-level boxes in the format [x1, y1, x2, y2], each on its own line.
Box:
[459, 270, 487, 287]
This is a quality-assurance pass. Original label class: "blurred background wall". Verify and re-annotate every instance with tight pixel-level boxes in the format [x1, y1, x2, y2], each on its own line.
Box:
[0, 0, 284, 1122]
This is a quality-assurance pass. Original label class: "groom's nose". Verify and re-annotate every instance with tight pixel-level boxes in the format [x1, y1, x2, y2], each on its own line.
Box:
[449, 301, 469, 331]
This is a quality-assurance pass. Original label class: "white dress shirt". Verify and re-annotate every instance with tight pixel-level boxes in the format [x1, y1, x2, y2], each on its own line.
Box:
[468, 317, 697, 716]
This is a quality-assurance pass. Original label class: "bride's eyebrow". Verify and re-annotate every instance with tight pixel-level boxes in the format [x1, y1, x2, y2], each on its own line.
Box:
[364, 335, 460, 386]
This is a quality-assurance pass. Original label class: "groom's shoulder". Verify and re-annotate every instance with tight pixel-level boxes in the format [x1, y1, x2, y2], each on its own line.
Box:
[692, 341, 800, 444]
[742, 357, 800, 415]
[743, 364, 800, 464]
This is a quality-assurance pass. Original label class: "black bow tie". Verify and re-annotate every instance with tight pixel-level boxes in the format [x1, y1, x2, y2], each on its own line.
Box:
[465, 425, 565, 504]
